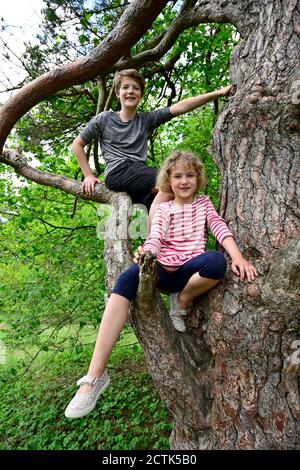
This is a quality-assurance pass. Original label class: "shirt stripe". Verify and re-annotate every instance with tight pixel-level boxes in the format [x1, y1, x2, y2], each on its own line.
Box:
[143, 195, 233, 269]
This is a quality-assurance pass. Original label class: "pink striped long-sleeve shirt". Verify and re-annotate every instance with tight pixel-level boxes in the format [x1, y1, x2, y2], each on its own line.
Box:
[143, 195, 233, 270]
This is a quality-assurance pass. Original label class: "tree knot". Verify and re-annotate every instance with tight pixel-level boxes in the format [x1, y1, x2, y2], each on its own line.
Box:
[136, 251, 158, 307]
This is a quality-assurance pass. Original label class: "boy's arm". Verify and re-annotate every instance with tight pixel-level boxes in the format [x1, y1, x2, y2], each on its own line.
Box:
[222, 236, 258, 282]
[72, 136, 100, 195]
[170, 85, 231, 117]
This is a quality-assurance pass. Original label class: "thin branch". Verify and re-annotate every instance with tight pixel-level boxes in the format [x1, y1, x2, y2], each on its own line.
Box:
[104, 75, 116, 111]
[36, 217, 96, 232]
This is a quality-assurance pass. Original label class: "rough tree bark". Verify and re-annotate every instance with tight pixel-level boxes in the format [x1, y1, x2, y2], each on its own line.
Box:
[1, 0, 299, 450]
[208, 0, 300, 449]
[104, 0, 300, 449]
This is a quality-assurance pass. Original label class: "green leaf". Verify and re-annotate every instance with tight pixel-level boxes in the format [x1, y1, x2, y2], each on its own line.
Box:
[79, 34, 88, 45]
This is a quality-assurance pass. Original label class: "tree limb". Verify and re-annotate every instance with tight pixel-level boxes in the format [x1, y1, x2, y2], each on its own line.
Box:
[116, 0, 252, 72]
[0, 0, 169, 152]
[0, 148, 112, 204]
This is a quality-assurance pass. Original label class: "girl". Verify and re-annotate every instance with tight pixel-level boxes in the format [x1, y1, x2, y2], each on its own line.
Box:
[64, 150, 257, 419]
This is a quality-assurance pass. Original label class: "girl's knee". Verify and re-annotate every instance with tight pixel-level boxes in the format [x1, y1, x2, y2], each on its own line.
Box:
[112, 264, 140, 301]
[212, 252, 227, 277]
[199, 251, 227, 279]
[117, 264, 140, 288]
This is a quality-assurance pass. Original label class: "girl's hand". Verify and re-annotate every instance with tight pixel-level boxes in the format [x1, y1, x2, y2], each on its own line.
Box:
[231, 256, 258, 282]
[133, 245, 144, 264]
[82, 175, 100, 195]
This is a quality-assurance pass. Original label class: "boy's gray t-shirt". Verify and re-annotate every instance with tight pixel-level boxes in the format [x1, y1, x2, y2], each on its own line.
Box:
[80, 107, 174, 178]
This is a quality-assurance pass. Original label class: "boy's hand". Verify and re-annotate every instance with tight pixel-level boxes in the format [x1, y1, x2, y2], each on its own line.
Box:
[82, 175, 100, 195]
[133, 245, 145, 264]
[218, 85, 232, 97]
[231, 255, 258, 282]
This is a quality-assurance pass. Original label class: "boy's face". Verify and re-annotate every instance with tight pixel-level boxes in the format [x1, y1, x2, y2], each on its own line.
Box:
[117, 77, 142, 110]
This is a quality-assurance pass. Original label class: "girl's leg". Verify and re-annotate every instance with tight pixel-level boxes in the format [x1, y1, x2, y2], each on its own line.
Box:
[79, 263, 140, 394]
[160, 252, 227, 315]
[64, 294, 130, 418]
[177, 252, 227, 307]
[177, 274, 219, 308]
[78, 294, 130, 394]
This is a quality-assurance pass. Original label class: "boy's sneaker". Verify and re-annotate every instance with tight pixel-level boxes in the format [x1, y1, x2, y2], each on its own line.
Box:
[64, 370, 110, 418]
[169, 293, 189, 333]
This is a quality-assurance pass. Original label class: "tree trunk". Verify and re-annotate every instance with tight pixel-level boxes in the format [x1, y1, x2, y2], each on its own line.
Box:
[1, 0, 299, 451]
[208, 0, 300, 448]
[104, 0, 300, 449]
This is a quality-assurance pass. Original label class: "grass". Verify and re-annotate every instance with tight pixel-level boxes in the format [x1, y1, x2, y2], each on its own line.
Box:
[0, 326, 172, 450]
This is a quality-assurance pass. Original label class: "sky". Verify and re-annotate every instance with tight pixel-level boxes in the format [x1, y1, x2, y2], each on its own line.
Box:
[0, 0, 45, 102]
[0, 0, 43, 28]
[0, 0, 46, 186]
[0, 0, 97, 103]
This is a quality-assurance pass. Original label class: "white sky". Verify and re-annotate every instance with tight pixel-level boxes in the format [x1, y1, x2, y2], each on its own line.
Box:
[0, 0, 45, 103]
[0, 0, 43, 28]
[0, 0, 46, 182]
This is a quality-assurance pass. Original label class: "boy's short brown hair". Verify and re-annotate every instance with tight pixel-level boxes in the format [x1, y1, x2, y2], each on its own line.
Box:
[156, 150, 207, 193]
[114, 69, 145, 96]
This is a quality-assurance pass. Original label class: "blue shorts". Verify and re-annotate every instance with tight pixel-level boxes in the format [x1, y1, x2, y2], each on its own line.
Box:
[112, 251, 227, 302]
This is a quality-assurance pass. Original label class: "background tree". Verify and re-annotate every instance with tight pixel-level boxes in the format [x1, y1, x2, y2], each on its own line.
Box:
[0, 0, 299, 450]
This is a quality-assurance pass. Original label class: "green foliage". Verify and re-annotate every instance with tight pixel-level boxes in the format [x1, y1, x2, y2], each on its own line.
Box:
[0, 333, 171, 450]
[0, 175, 105, 357]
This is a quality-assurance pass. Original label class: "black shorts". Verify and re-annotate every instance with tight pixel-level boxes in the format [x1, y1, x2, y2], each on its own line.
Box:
[105, 159, 157, 210]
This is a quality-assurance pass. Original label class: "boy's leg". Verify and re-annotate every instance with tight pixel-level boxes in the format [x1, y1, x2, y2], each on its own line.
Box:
[105, 160, 158, 210]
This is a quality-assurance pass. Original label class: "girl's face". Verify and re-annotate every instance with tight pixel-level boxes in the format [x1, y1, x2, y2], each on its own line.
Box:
[117, 77, 142, 110]
[170, 161, 197, 205]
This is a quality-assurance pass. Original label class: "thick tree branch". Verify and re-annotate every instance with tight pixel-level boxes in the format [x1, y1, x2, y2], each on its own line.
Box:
[0, 148, 112, 204]
[131, 250, 216, 448]
[0, 0, 169, 152]
[117, 5, 227, 70]
[116, 0, 253, 71]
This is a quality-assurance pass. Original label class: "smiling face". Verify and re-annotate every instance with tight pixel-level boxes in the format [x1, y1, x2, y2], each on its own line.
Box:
[117, 76, 142, 110]
[170, 160, 198, 205]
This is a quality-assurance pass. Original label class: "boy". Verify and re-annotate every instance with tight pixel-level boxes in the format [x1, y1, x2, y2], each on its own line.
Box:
[72, 69, 231, 211]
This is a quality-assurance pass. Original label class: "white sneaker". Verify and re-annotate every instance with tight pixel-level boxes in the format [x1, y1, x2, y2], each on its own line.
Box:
[170, 314, 186, 333]
[64, 370, 110, 418]
[169, 293, 189, 316]
[169, 293, 190, 332]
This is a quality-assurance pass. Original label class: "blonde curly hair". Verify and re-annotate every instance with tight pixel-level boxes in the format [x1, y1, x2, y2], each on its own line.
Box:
[156, 150, 207, 193]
